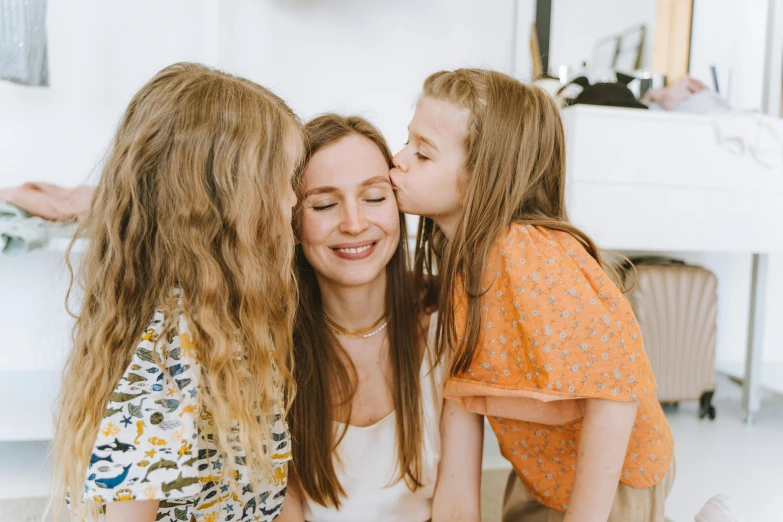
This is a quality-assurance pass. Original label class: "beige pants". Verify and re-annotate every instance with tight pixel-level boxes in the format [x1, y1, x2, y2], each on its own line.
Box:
[502, 460, 676, 522]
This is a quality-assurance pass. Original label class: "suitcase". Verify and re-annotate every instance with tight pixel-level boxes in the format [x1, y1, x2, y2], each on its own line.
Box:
[625, 257, 718, 419]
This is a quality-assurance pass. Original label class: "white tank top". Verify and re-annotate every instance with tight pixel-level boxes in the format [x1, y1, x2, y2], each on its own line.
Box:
[302, 314, 445, 522]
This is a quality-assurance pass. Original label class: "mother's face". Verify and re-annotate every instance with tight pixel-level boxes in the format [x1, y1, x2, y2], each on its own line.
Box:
[299, 134, 400, 288]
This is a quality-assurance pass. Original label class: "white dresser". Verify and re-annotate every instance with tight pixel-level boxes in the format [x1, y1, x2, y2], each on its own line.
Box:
[562, 105, 783, 422]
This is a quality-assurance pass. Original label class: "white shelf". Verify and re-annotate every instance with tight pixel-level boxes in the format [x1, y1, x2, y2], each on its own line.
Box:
[44, 237, 87, 253]
[561, 105, 783, 253]
[0, 441, 53, 500]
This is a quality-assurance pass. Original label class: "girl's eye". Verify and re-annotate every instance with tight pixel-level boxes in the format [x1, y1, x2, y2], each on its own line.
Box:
[312, 203, 337, 212]
[366, 197, 387, 204]
[415, 152, 429, 161]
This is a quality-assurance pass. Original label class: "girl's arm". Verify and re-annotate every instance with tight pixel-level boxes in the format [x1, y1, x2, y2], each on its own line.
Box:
[276, 477, 306, 522]
[432, 398, 484, 522]
[105, 500, 159, 522]
[563, 398, 638, 522]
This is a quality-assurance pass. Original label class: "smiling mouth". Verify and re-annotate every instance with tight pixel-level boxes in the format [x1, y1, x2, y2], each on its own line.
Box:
[334, 244, 373, 254]
[330, 241, 379, 260]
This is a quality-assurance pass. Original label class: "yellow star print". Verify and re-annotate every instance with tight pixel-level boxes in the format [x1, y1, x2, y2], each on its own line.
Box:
[179, 332, 196, 358]
[100, 422, 120, 437]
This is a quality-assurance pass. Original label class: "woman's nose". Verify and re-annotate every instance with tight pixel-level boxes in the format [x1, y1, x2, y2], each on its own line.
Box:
[339, 202, 367, 235]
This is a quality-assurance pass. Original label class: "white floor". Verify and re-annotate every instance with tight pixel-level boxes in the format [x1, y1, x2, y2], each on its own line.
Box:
[4, 376, 782, 521]
[664, 375, 783, 522]
[481, 374, 783, 522]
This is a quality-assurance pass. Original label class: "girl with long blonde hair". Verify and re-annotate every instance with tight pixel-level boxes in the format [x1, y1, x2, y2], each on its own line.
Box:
[51, 62, 303, 522]
[391, 69, 675, 522]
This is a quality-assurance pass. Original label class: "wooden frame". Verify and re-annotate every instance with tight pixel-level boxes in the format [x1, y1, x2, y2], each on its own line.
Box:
[652, 0, 694, 84]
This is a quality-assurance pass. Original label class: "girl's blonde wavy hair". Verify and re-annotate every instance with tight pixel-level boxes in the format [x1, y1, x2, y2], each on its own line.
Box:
[51, 62, 303, 519]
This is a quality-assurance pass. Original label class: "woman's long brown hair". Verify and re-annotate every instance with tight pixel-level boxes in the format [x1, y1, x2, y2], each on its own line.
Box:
[414, 69, 624, 376]
[289, 115, 424, 508]
[51, 62, 303, 520]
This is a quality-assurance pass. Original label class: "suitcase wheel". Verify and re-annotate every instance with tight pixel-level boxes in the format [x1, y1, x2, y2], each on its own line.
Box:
[699, 391, 716, 421]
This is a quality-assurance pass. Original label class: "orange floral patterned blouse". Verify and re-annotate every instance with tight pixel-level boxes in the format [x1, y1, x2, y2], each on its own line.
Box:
[444, 224, 674, 511]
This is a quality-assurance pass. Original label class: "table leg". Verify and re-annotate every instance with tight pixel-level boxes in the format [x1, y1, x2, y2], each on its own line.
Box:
[742, 253, 768, 424]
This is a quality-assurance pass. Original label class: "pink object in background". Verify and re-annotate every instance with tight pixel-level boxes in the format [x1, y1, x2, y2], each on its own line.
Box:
[642, 76, 709, 110]
[0, 182, 93, 221]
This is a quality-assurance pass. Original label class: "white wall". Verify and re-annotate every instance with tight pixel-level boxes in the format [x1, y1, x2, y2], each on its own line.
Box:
[0, 0, 220, 188]
[549, 0, 656, 78]
[690, 0, 770, 110]
[2, 0, 781, 372]
[0, 0, 521, 376]
[0, 0, 525, 185]
[217, 0, 519, 155]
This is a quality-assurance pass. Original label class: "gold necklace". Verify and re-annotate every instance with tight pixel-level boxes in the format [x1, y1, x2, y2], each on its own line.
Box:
[324, 312, 388, 339]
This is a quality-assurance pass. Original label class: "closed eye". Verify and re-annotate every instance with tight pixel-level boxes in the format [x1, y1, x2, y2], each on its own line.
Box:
[366, 197, 387, 204]
[312, 203, 337, 212]
[415, 152, 429, 161]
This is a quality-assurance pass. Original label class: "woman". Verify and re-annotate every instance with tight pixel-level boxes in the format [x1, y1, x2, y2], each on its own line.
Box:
[278, 115, 483, 522]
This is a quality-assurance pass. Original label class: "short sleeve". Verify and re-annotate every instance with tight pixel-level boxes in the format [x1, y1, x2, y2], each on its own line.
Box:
[84, 311, 202, 504]
[269, 412, 292, 464]
[444, 224, 657, 424]
[268, 411, 293, 492]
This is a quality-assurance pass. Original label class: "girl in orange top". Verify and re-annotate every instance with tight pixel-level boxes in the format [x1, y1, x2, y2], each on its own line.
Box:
[390, 69, 675, 522]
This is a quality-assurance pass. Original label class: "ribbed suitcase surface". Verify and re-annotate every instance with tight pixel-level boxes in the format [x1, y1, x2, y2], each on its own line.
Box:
[627, 260, 717, 406]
